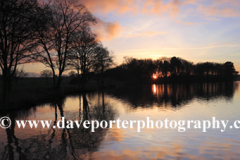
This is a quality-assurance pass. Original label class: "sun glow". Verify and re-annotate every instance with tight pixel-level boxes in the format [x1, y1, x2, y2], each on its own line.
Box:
[152, 74, 157, 79]
[153, 84, 157, 95]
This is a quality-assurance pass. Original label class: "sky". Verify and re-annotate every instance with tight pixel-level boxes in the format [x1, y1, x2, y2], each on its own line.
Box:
[24, 0, 240, 76]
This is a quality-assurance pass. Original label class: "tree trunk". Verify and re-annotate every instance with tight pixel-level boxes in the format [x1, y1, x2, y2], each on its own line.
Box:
[2, 76, 9, 104]
[82, 93, 89, 120]
[56, 71, 62, 89]
[2, 69, 11, 105]
[51, 68, 56, 88]
[101, 63, 104, 87]
[102, 90, 105, 115]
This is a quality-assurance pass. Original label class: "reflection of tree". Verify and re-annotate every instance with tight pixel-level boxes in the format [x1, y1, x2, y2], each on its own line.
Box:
[107, 82, 238, 109]
[1, 112, 27, 160]
[0, 91, 117, 160]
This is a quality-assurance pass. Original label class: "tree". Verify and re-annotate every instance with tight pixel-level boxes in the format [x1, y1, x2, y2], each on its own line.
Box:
[0, 0, 41, 103]
[40, 70, 52, 84]
[68, 26, 98, 84]
[161, 60, 170, 78]
[93, 45, 114, 86]
[224, 62, 238, 81]
[13, 68, 28, 84]
[40, 70, 52, 78]
[32, 0, 96, 89]
[14, 69, 28, 78]
[170, 57, 182, 75]
[68, 71, 76, 77]
[180, 59, 193, 75]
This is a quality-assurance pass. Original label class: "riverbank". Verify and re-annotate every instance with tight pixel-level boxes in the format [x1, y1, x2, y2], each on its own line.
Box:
[0, 86, 97, 112]
[0, 77, 119, 111]
[0, 76, 238, 112]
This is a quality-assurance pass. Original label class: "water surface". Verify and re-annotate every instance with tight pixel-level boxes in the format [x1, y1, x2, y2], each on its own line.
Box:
[1, 82, 240, 159]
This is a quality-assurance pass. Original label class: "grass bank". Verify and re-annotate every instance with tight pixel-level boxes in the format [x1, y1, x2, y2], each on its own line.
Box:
[0, 77, 118, 111]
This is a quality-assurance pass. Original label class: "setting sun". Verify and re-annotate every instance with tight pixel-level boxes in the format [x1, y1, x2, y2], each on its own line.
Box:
[152, 74, 157, 79]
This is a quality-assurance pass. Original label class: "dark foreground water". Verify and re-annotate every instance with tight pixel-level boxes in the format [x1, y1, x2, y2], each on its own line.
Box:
[1, 82, 240, 159]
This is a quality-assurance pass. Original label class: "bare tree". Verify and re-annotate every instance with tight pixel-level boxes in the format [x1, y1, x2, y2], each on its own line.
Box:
[40, 70, 52, 78]
[32, 0, 96, 89]
[13, 68, 28, 84]
[68, 71, 76, 77]
[93, 45, 114, 86]
[0, 0, 41, 103]
[40, 69, 53, 84]
[69, 26, 98, 85]
[14, 69, 28, 78]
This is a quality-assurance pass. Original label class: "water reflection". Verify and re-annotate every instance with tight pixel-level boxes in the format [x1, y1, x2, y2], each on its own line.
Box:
[0, 82, 240, 159]
[107, 82, 238, 109]
[0, 91, 117, 160]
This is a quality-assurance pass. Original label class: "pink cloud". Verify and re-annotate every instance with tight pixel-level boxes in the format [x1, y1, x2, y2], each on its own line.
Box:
[78, 0, 187, 16]
[78, 0, 240, 18]
[93, 19, 123, 41]
[77, 0, 139, 14]
[212, 0, 240, 5]
[38, 0, 240, 40]
[176, 20, 201, 25]
[40, 0, 240, 18]
[197, 4, 240, 17]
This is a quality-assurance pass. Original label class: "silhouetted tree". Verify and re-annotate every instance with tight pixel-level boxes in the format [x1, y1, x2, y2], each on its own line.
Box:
[69, 26, 98, 85]
[40, 70, 52, 78]
[170, 57, 182, 75]
[161, 60, 170, 78]
[68, 71, 76, 77]
[0, 0, 41, 103]
[93, 45, 114, 86]
[180, 59, 193, 75]
[106, 56, 239, 84]
[32, 0, 96, 89]
[224, 62, 238, 80]
[13, 68, 28, 83]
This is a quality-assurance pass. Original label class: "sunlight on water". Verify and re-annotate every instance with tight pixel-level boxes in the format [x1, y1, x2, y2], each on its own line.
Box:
[0, 82, 240, 159]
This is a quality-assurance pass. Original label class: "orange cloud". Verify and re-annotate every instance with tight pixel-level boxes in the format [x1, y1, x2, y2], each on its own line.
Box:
[126, 31, 166, 38]
[197, 0, 240, 17]
[197, 5, 240, 17]
[213, 0, 240, 5]
[176, 20, 200, 25]
[79, 0, 240, 18]
[78, 0, 188, 16]
[93, 18, 123, 41]
[142, 0, 182, 16]
[77, 0, 139, 14]
[41, 0, 240, 18]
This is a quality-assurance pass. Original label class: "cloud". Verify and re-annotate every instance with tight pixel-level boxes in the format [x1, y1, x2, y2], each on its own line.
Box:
[38, 0, 123, 41]
[126, 44, 240, 52]
[197, 4, 240, 17]
[41, 0, 240, 19]
[125, 31, 166, 38]
[78, 0, 187, 16]
[77, 0, 139, 14]
[142, 0, 181, 16]
[176, 20, 200, 25]
[212, 0, 240, 5]
[92, 18, 123, 41]
[196, 0, 240, 17]
[78, 0, 240, 19]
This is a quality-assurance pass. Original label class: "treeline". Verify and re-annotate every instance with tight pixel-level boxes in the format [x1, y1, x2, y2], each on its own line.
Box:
[107, 82, 237, 108]
[0, 0, 113, 103]
[106, 56, 239, 83]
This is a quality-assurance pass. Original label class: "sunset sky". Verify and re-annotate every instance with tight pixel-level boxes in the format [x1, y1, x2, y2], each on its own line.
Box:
[24, 0, 240, 75]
